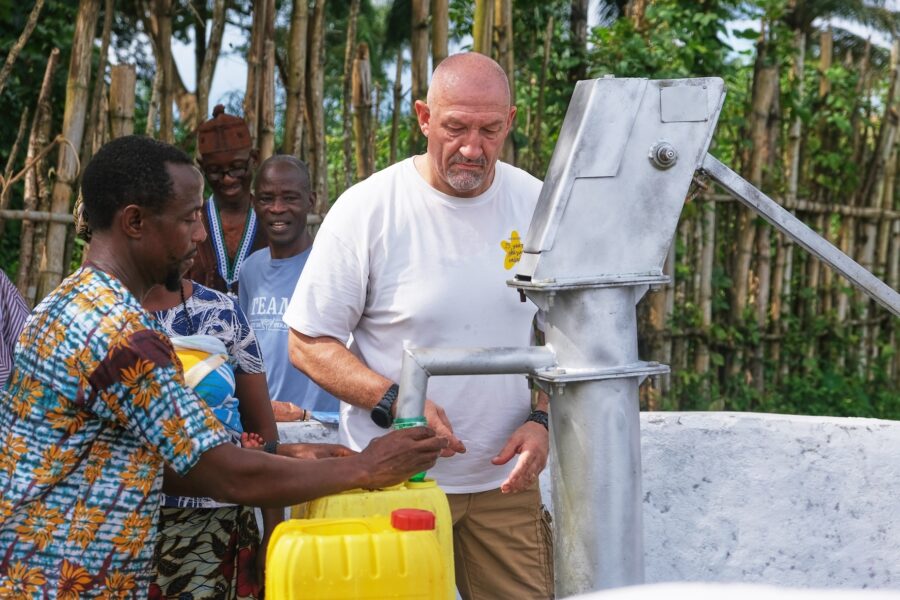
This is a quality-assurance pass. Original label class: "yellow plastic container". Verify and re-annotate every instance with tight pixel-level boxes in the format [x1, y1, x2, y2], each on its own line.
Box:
[291, 479, 455, 599]
[266, 510, 445, 600]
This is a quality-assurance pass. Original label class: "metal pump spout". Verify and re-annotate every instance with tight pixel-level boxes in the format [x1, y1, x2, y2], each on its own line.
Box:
[394, 75, 899, 598]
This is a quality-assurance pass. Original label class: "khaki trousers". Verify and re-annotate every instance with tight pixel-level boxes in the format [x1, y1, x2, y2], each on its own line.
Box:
[447, 484, 554, 600]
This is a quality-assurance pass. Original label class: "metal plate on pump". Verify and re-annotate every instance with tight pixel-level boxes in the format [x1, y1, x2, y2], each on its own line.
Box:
[515, 77, 725, 287]
[660, 84, 709, 122]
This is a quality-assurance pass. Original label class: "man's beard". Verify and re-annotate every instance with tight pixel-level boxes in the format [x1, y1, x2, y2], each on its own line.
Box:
[163, 267, 181, 292]
[447, 155, 487, 193]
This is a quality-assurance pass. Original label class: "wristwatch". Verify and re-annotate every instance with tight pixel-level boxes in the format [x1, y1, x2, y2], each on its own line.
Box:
[371, 383, 400, 429]
[525, 409, 549, 431]
[263, 440, 280, 454]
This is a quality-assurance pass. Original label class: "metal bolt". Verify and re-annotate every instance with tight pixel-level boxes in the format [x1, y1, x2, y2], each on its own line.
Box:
[649, 141, 678, 170]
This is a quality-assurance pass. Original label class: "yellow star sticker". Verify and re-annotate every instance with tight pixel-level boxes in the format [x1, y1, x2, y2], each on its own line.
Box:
[500, 230, 523, 270]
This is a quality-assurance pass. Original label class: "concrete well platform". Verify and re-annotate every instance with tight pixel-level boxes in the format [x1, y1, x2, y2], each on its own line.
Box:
[279, 411, 900, 590]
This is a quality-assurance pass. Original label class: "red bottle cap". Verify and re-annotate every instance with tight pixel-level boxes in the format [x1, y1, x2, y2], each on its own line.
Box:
[391, 508, 435, 531]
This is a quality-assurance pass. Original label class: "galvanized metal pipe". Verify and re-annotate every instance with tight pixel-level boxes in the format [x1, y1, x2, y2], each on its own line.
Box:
[702, 153, 900, 317]
[395, 346, 558, 420]
[535, 286, 646, 594]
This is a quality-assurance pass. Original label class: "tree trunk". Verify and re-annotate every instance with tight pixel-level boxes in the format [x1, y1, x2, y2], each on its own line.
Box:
[0, 0, 46, 97]
[353, 43, 374, 180]
[259, 38, 276, 160]
[431, 0, 448, 67]
[38, 0, 100, 301]
[109, 64, 136, 138]
[17, 48, 59, 303]
[390, 48, 403, 165]
[495, 0, 515, 165]
[283, 0, 308, 157]
[192, 0, 206, 88]
[197, 0, 227, 129]
[569, 0, 588, 83]
[342, 0, 361, 190]
[307, 0, 328, 213]
[244, 0, 267, 147]
[156, 0, 174, 143]
[473, 0, 493, 56]
[257, 0, 276, 161]
[410, 0, 430, 155]
[81, 0, 114, 167]
[142, 5, 197, 133]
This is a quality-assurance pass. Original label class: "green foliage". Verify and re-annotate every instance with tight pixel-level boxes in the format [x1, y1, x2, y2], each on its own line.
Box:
[0, 0, 897, 421]
[587, 0, 738, 80]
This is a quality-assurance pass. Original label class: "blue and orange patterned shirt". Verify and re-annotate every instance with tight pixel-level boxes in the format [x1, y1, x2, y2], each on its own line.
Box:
[0, 266, 230, 597]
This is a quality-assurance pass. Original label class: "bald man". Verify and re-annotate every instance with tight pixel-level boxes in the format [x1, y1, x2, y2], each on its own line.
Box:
[285, 53, 553, 599]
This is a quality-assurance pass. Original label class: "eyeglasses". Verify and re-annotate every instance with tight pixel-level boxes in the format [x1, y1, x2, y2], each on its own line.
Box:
[255, 194, 307, 207]
[204, 164, 249, 182]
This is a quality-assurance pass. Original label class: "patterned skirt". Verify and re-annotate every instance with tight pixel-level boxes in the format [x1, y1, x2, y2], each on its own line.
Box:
[150, 505, 261, 600]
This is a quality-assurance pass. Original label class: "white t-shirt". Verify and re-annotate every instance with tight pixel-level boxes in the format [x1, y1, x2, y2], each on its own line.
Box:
[284, 157, 542, 493]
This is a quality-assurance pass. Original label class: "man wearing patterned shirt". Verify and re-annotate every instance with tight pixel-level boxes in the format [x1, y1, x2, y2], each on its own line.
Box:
[0, 135, 445, 597]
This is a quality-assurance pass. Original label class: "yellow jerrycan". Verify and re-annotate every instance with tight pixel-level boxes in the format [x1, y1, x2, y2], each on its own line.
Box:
[291, 479, 455, 600]
[266, 508, 445, 599]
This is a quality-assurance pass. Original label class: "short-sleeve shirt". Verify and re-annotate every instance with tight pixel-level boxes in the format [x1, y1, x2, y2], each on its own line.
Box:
[153, 281, 265, 377]
[0, 266, 230, 595]
[153, 281, 265, 509]
[239, 248, 338, 412]
[284, 159, 541, 494]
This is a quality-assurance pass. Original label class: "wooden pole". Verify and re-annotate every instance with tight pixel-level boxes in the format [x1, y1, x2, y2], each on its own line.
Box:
[410, 0, 430, 155]
[531, 16, 554, 174]
[258, 38, 276, 161]
[156, 0, 174, 143]
[257, 0, 276, 161]
[431, 0, 448, 67]
[390, 48, 403, 165]
[17, 48, 60, 304]
[38, 0, 100, 301]
[109, 65, 137, 138]
[495, 0, 515, 165]
[81, 0, 114, 167]
[473, 0, 493, 56]
[342, 0, 361, 189]
[283, 0, 308, 156]
[197, 0, 227, 131]
[244, 0, 267, 146]
[353, 43, 374, 180]
[695, 200, 716, 383]
[307, 0, 328, 213]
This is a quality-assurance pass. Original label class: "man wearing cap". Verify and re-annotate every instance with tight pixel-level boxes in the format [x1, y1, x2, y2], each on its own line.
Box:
[189, 105, 267, 298]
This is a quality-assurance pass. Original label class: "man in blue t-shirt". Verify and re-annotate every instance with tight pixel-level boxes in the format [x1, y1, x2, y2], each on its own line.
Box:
[239, 156, 337, 415]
